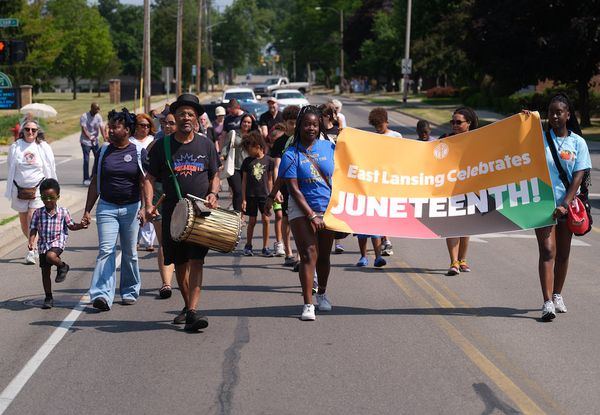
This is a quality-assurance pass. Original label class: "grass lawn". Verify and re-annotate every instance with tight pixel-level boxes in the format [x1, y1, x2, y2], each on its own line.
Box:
[0, 92, 169, 144]
[582, 120, 600, 141]
[399, 107, 455, 126]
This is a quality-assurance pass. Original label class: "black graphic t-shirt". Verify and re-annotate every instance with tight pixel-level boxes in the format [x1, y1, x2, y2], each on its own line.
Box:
[240, 155, 274, 197]
[148, 134, 219, 206]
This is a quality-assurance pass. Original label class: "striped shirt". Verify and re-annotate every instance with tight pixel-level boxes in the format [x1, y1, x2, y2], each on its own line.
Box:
[30, 207, 74, 253]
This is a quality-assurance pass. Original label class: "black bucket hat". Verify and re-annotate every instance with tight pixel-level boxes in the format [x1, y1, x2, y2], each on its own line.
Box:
[170, 93, 205, 117]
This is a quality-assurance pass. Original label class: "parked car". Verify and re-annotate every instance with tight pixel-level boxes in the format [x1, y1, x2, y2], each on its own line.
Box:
[272, 89, 310, 110]
[253, 77, 310, 96]
[220, 87, 259, 104]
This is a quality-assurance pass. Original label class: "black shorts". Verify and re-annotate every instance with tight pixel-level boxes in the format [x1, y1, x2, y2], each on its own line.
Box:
[162, 205, 209, 265]
[245, 196, 267, 217]
[39, 247, 63, 268]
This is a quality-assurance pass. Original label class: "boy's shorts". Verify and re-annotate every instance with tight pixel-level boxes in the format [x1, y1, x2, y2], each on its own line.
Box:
[39, 247, 64, 268]
[245, 197, 268, 217]
[272, 202, 282, 211]
[355, 234, 382, 239]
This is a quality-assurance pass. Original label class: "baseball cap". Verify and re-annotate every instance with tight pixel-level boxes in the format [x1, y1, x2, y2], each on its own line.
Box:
[267, 96, 278, 103]
[215, 106, 226, 116]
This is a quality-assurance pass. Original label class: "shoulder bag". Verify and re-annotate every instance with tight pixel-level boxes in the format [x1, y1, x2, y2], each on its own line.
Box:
[544, 131, 592, 236]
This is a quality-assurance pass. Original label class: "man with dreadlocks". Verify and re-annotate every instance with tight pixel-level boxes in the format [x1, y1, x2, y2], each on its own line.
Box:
[82, 108, 147, 311]
[524, 93, 592, 321]
[277, 105, 337, 321]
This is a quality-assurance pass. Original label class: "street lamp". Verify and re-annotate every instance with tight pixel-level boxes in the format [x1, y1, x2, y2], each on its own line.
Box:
[315, 6, 344, 92]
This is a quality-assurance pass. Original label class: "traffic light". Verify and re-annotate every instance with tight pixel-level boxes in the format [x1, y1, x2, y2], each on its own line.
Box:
[10, 40, 27, 63]
[0, 39, 8, 64]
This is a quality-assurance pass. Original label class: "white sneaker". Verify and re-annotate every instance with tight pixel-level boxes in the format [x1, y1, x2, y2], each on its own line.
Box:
[316, 293, 332, 311]
[274, 241, 286, 257]
[301, 304, 315, 321]
[25, 250, 36, 265]
[83, 179, 91, 186]
[382, 240, 394, 256]
[542, 300, 556, 321]
[552, 294, 567, 313]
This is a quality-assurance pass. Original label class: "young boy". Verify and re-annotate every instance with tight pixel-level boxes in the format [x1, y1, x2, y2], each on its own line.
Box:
[29, 178, 87, 309]
[241, 130, 275, 257]
[417, 120, 434, 141]
[367, 107, 403, 258]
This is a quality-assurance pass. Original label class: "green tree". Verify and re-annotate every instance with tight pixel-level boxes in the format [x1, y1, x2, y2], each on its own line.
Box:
[47, 0, 118, 99]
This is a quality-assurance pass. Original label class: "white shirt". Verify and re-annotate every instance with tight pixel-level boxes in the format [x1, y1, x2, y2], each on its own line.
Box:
[129, 135, 154, 150]
[384, 130, 403, 138]
[337, 112, 347, 129]
[13, 140, 46, 187]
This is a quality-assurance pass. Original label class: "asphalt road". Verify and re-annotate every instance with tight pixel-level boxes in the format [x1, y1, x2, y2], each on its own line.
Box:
[1, 95, 600, 415]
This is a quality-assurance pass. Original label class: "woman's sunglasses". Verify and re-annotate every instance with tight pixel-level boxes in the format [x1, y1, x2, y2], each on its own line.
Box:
[24, 128, 38, 132]
[450, 120, 468, 126]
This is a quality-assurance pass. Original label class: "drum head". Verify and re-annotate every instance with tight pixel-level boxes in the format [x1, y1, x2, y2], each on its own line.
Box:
[170, 199, 191, 241]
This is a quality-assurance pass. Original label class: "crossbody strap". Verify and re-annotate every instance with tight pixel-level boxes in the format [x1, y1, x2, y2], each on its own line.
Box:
[544, 130, 570, 190]
[163, 134, 183, 201]
[299, 148, 332, 190]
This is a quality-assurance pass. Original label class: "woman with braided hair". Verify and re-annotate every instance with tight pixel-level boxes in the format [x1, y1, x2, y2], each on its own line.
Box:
[278, 105, 336, 321]
[523, 94, 591, 321]
[82, 108, 148, 311]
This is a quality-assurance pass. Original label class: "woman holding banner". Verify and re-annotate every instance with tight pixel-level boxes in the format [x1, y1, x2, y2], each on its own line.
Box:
[440, 107, 479, 276]
[278, 105, 336, 321]
[524, 94, 591, 321]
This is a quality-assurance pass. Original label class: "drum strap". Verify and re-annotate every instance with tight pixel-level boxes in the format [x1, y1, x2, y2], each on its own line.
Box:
[163, 134, 183, 200]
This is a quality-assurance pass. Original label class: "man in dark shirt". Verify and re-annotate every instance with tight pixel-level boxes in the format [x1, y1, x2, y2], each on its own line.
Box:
[259, 96, 283, 139]
[145, 94, 220, 332]
[223, 99, 245, 132]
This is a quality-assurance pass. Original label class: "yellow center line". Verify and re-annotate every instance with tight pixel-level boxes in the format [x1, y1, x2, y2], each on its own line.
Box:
[591, 226, 600, 234]
[384, 266, 546, 414]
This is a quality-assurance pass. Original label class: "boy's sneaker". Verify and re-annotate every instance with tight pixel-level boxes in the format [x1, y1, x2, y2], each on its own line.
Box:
[374, 256, 387, 268]
[292, 261, 300, 272]
[261, 247, 274, 257]
[284, 256, 296, 266]
[382, 240, 393, 256]
[173, 307, 188, 324]
[184, 310, 209, 332]
[356, 256, 368, 267]
[25, 250, 36, 265]
[334, 243, 345, 254]
[542, 301, 556, 321]
[552, 294, 567, 313]
[301, 304, 315, 321]
[55, 263, 70, 283]
[316, 293, 332, 311]
[42, 297, 53, 309]
[243, 245, 253, 256]
[274, 241, 286, 257]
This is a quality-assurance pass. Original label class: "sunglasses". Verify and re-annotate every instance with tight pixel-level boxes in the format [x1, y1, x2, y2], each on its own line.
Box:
[137, 123, 151, 128]
[41, 195, 60, 201]
[24, 128, 38, 132]
[450, 120, 468, 126]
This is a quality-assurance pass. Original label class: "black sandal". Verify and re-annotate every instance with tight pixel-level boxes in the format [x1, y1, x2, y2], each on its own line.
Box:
[158, 284, 172, 299]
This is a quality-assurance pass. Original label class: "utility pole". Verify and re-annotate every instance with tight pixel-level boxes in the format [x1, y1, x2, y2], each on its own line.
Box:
[143, 0, 151, 113]
[196, 0, 203, 94]
[340, 9, 344, 92]
[402, 0, 412, 103]
[176, 0, 183, 96]
[207, 0, 214, 91]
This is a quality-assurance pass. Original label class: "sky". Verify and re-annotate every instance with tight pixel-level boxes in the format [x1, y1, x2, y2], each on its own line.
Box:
[120, 0, 233, 10]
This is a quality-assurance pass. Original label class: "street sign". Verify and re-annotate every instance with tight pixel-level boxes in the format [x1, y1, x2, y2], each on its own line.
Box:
[0, 88, 19, 110]
[401, 58, 412, 75]
[0, 19, 19, 28]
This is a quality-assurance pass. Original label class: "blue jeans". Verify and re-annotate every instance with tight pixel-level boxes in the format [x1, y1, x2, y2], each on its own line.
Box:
[81, 141, 99, 181]
[89, 199, 141, 307]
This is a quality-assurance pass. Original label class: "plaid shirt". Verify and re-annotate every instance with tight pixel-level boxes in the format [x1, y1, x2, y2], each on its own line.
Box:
[30, 207, 74, 253]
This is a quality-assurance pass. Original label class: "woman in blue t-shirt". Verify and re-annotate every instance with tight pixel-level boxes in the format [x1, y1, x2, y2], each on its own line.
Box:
[525, 94, 592, 321]
[279, 106, 336, 321]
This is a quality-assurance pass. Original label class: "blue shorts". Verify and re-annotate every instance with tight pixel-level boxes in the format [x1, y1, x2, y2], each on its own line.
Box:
[355, 234, 382, 239]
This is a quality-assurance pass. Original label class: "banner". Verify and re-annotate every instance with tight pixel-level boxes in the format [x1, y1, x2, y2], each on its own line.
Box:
[323, 112, 556, 238]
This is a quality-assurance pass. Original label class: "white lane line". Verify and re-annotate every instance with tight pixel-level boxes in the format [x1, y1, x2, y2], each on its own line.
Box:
[55, 157, 72, 166]
[0, 253, 122, 414]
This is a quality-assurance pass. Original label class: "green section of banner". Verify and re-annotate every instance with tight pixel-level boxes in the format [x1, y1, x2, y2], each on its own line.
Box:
[492, 179, 556, 229]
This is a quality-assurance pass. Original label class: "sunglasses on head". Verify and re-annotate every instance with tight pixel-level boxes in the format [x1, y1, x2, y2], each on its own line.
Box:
[24, 127, 38, 132]
[41, 195, 59, 201]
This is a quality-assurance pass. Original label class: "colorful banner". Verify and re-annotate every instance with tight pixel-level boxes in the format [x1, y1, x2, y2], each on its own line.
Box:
[324, 112, 556, 238]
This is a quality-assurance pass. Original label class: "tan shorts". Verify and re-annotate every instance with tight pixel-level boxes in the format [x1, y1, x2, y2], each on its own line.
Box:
[10, 186, 44, 213]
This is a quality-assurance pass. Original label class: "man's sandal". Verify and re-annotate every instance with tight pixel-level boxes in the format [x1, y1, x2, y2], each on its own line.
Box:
[159, 284, 172, 299]
[447, 261, 460, 276]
